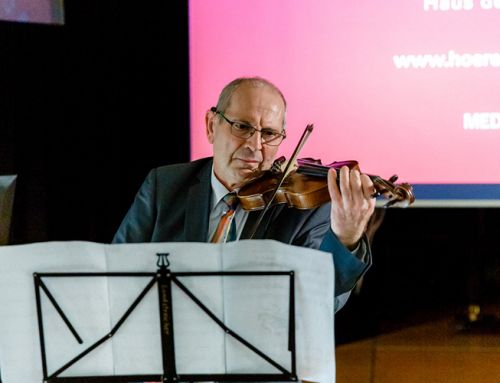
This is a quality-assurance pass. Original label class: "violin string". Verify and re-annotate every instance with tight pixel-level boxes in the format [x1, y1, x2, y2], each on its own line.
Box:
[299, 163, 402, 201]
[247, 124, 314, 239]
[289, 158, 413, 206]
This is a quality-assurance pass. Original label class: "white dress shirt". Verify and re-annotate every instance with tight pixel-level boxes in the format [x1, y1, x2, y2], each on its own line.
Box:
[208, 167, 249, 241]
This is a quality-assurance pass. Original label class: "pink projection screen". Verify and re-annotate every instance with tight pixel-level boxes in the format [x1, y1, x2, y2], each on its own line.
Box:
[188, 0, 500, 207]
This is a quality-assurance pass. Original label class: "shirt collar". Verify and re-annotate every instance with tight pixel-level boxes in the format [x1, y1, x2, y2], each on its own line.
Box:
[210, 166, 232, 210]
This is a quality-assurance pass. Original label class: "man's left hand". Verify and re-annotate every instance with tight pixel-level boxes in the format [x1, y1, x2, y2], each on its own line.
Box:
[327, 166, 376, 250]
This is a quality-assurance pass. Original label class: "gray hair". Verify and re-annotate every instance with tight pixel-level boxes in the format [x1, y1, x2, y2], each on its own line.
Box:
[215, 76, 287, 130]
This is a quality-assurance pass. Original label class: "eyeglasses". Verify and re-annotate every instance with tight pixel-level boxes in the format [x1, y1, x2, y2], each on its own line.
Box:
[211, 107, 286, 146]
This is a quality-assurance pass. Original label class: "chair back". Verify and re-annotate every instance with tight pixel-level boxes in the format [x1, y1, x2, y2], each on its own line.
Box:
[0, 175, 17, 245]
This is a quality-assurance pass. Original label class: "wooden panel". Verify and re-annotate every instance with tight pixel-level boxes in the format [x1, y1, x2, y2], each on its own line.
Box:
[374, 348, 500, 383]
[336, 339, 374, 383]
[336, 314, 500, 383]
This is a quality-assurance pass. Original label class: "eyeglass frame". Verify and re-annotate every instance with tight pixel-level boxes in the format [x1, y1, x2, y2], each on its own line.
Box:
[210, 107, 286, 146]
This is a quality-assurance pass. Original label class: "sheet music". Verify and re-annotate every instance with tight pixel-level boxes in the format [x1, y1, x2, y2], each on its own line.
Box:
[0, 240, 335, 382]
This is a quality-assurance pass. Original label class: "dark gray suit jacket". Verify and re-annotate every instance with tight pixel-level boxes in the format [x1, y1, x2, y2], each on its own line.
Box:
[112, 157, 371, 299]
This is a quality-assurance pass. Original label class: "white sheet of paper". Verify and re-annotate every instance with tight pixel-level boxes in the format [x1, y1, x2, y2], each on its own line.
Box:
[0, 240, 335, 382]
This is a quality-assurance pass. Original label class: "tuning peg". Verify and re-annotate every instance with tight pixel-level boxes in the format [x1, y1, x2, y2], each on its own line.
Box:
[389, 175, 399, 183]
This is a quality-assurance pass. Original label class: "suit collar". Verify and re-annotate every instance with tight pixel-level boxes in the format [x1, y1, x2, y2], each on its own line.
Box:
[183, 157, 284, 241]
[184, 158, 213, 242]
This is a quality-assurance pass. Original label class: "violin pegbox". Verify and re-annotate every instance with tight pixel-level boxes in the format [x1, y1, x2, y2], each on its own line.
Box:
[363, 174, 415, 208]
[379, 182, 415, 208]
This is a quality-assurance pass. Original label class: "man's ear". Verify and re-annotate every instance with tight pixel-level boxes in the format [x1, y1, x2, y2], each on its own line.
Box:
[205, 110, 215, 144]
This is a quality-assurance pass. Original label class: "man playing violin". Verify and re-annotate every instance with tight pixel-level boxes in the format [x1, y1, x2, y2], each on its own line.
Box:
[113, 76, 376, 310]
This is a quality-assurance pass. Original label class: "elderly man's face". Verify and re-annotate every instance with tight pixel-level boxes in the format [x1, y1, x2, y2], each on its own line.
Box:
[206, 83, 286, 191]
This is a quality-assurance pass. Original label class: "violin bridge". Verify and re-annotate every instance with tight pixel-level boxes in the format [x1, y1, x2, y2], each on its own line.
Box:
[270, 156, 298, 177]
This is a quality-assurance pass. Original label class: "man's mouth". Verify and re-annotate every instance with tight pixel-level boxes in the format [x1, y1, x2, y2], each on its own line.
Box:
[235, 158, 261, 167]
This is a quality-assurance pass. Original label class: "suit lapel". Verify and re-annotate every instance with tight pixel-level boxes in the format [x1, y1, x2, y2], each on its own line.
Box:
[184, 160, 212, 242]
[241, 211, 260, 239]
[241, 204, 284, 239]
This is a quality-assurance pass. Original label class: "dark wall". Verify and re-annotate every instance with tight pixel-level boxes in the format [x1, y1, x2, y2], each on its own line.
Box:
[336, 207, 500, 343]
[1, 1, 189, 244]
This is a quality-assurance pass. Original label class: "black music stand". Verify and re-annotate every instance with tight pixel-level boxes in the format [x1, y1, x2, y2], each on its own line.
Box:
[34, 253, 298, 382]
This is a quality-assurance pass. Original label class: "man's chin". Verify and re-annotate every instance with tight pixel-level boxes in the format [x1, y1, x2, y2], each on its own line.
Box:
[239, 167, 259, 175]
[228, 168, 260, 189]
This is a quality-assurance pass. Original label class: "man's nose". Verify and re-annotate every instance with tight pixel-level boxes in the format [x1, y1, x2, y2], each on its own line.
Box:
[245, 130, 263, 151]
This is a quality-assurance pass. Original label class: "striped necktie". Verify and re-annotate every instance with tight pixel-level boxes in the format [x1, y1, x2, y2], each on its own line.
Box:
[210, 193, 239, 243]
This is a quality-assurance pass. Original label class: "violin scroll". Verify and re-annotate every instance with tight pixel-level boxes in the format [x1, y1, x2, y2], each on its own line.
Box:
[371, 176, 415, 208]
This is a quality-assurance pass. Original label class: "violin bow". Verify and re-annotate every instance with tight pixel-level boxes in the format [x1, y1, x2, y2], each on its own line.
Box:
[247, 124, 314, 239]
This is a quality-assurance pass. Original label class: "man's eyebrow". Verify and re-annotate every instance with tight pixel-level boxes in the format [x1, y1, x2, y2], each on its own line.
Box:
[230, 117, 257, 128]
[232, 116, 280, 131]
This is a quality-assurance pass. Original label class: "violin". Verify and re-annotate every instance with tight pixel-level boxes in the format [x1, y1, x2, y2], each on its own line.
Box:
[237, 156, 415, 211]
[235, 124, 415, 239]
